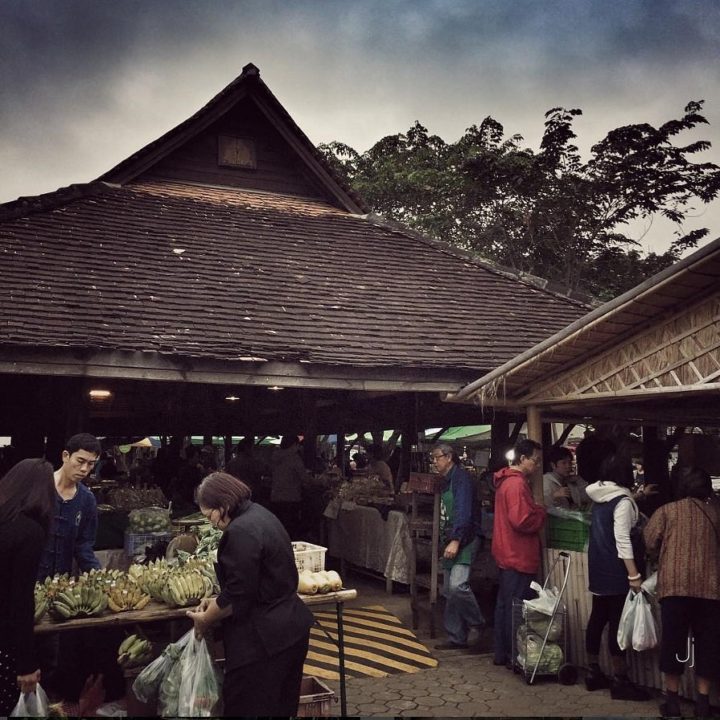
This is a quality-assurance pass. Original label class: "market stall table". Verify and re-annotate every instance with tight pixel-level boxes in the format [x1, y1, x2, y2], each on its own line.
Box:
[327, 504, 412, 591]
[35, 589, 358, 716]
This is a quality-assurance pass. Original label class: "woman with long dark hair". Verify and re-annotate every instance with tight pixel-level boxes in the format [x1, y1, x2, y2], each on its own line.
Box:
[186, 471, 314, 716]
[0, 458, 56, 715]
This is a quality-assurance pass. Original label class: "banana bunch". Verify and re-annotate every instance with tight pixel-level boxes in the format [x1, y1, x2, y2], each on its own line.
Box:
[80, 567, 126, 591]
[161, 570, 213, 608]
[40, 573, 72, 601]
[49, 583, 108, 620]
[117, 634, 153, 668]
[34, 584, 49, 623]
[128, 560, 172, 602]
[136, 569, 172, 603]
[106, 580, 152, 612]
[179, 556, 220, 594]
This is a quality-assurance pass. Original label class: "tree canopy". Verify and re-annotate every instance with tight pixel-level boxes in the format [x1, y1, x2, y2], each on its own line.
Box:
[320, 102, 720, 300]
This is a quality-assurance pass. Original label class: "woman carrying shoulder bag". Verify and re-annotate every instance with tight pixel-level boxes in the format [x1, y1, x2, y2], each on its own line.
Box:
[584, 453, 651, 702]
[644, 467, 720, 719]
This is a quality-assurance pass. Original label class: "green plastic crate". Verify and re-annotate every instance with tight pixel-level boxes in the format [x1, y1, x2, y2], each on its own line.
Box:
[547, 514, 590, 552]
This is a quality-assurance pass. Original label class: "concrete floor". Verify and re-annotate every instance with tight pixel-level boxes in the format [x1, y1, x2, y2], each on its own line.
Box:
[320, 570, 689, 718]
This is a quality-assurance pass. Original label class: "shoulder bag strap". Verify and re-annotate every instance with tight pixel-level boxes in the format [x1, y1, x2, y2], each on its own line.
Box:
[690, 498, 720, 545]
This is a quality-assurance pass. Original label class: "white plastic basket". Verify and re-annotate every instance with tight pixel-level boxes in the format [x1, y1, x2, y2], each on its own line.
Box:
[124, 530, 173, 558]
[292, 541, 327, 573]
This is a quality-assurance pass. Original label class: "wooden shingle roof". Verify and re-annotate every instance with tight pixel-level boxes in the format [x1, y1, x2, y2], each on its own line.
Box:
[0, 179, 587, 382]
[0, 63, 590, 392]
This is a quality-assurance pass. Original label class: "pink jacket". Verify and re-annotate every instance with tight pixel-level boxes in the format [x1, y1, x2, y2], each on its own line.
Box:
[492, 466, 546, 574]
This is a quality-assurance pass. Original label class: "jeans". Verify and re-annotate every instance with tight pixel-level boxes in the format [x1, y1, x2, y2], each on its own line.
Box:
[442, 539, 485, 644]
[493, 568, 536, 664]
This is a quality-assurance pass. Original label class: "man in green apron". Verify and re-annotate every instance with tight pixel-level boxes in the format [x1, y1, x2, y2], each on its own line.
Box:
[431, 443, 485, 649]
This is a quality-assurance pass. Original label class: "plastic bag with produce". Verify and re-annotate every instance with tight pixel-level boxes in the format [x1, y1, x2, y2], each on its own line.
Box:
[176, 634, 220, 717]
[132, 631, 192, 704]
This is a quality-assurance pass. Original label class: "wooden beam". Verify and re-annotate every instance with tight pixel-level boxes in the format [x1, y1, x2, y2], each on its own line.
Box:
[0, 349, 474, 392]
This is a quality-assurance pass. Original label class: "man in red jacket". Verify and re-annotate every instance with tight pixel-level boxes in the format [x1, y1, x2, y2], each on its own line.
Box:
[491, 439, 546, 667]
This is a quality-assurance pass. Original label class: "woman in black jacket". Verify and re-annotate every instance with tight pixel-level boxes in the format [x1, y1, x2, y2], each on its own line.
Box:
[0, 458, 55, 715]
[186, 471, 314, 717]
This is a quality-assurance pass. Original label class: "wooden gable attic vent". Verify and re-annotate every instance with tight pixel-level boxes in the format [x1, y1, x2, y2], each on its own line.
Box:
[218, 135, 257, 170]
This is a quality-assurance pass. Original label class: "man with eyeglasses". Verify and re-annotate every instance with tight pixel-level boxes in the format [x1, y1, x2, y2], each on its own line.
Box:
[491, 438, 546, 668]
[431, 444, 485, 650]
[37, 433, 103, 581]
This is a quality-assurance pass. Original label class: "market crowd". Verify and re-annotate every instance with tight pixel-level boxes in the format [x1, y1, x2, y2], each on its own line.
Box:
[0, 431, 718, 718]
[431, 436, 719, 719]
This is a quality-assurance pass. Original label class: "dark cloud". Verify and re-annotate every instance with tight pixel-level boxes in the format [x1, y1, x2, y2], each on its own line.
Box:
[1, 0, 718, 252]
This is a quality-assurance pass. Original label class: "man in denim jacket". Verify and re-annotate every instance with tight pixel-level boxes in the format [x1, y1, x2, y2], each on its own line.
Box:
[432, 443, 485, 650]
[37, 433, 102, 580]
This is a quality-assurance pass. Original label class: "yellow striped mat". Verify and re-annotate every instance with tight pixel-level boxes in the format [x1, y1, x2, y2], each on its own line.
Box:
[303, 604, 438, 680]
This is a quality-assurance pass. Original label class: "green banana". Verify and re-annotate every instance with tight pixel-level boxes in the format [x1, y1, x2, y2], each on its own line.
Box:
[118, 634, 138, 655]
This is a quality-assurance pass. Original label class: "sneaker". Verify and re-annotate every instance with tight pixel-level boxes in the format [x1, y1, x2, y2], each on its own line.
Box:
[585, 667, 611, 691]
[611, 676, 651, 702]
[434, 640, 468, 650]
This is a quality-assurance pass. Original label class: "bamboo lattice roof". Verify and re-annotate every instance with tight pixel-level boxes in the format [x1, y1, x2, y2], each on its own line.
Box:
[450, 237, 720, 424]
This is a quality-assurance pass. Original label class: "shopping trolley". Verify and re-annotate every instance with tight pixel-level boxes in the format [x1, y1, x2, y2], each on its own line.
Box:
[511, 550, 578, 685]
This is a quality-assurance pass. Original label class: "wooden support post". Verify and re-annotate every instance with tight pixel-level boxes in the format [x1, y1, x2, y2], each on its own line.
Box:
[300, 390, 318, 470]
[526, 405, 543, 503]
[336, 427, 346, 476]
[398, 394, 416, 485]
[489, 410, 510, 471]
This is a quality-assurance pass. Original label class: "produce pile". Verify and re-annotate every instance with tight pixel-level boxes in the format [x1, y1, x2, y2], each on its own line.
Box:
[117, 633, 153, 668]
[129, 559, 216, 608]
[128, 506, 172, 533]
[132, 630, 219, 717]
[34, 557, 219, 624]
[189, 524, 222, 559]
[107, 486, 168, 511]
[515, 625, 564, 675]
[297, 568, 343, 595]
[336, 475, 394, 504]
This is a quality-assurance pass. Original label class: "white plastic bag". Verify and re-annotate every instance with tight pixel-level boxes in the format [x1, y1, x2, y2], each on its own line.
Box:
[176, 634, 219, 717]
[10, 685, 49, 717]
[523, 580, 565, 616]
[617, 590, 637, 651]
[632, 591, 659, 651]
[133, 630, 193, 704]
[641, 571, 658, 595]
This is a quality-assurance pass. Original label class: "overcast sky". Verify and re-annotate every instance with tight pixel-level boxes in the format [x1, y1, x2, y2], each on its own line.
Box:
[2, 0, 719, 253]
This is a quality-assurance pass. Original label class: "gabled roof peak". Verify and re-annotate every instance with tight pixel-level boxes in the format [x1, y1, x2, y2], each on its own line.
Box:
[97, 62, 367, 213]
[241, 62, 260, 78]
